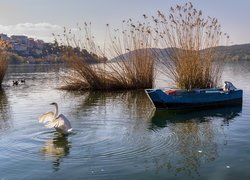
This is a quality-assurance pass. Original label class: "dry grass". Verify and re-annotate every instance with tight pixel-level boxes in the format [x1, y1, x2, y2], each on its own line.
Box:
[106, 20, 155, 89]
[0, 40, 9, 86]
[57, 2, 226, 91]
[60, 50, 123, 90]
[150, 2, 228, 89]
[58, 21, 155, 91]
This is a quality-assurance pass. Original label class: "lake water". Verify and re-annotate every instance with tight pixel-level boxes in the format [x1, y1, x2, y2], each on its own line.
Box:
[0, 62, 250, 180]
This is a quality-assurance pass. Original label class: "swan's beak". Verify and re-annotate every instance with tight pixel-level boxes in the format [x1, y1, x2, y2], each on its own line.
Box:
[50, 103, 55, 105]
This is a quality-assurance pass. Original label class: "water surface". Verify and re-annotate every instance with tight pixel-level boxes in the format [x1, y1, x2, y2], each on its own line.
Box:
[0, 62, 250, 180]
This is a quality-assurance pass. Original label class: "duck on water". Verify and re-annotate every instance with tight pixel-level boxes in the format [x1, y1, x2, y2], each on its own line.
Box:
[12, 79, 25, 86]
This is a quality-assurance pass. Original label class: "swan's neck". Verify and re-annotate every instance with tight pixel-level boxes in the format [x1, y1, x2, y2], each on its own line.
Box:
[53, 104, 59, 119]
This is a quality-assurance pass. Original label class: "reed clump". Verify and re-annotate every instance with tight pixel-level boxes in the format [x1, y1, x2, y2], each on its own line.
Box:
[151, 2, 228, 89]
[60, 48, 120, 90]
[0, 40, 9, 86]
[58, 21, 155, 91]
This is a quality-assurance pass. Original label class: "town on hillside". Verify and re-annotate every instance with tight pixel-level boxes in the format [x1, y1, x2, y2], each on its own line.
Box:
[0, 33, 107, 64]
[0, 33, 60, 64]
[0, 33, 45, 55]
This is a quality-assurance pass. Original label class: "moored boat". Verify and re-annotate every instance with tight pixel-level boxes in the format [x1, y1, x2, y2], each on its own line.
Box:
[145, 82, 243, 110]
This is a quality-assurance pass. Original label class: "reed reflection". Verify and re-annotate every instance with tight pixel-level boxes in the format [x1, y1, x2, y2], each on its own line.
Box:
[149, 106, 242, 177]
[7, 64, 62, 74]
[41, 133, 71, 171]
[0, 89, 11, 132]
[69, 90, 153, 119]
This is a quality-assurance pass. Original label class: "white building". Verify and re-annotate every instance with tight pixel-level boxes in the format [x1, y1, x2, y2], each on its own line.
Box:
[11, 35, 28, 44]
[0, 33, 11, 42]
[12, 43, 28, 52]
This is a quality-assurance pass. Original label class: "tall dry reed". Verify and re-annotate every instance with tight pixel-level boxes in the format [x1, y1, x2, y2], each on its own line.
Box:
[58, 21, 155, 91]
[151, 2, 228, 89]
[0, 40, 9, 86]
[106, 20, 155, 89]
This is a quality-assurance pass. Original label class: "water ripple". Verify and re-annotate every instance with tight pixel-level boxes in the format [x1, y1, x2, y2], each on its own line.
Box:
[1, 63, 250, 179]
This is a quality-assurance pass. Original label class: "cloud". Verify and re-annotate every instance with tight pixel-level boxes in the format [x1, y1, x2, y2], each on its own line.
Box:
[0, 23, 63, 42]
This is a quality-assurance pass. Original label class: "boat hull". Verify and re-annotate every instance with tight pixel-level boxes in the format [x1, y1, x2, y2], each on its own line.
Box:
[145, 89, 243, 110]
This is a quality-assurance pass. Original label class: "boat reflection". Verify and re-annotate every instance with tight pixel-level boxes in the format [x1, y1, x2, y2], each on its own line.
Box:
[150, 105, 242, 129]
[41, 133, 71, 171]
[149, 106, 242, 177]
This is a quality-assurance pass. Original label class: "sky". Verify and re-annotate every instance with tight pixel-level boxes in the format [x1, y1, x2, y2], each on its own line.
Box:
[0, 0, 250, 45]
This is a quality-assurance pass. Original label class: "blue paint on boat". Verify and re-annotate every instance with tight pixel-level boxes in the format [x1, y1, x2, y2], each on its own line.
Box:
[145, 88, 243, 110]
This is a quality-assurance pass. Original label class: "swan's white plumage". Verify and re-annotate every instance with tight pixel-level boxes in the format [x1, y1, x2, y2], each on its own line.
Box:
[39, 112, 54, 123]
[39, 103, 72, 134]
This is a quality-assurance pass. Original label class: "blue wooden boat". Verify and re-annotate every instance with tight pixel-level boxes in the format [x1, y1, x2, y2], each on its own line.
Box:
[145, 82, 243, 110]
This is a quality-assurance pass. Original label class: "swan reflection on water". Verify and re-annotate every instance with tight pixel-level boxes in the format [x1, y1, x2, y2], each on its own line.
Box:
[41, 132, 71, 171]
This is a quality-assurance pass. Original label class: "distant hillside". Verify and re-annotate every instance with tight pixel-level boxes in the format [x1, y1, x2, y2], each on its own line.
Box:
[6, 44, 107, 64]
[0, 33, 107, 64]
[215, 44, 250, 61]
[111, 44, 250, 62]
[5, 42, 250, 64]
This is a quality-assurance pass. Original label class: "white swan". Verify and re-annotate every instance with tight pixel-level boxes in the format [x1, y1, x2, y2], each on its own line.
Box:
[39, 102, 72, 134]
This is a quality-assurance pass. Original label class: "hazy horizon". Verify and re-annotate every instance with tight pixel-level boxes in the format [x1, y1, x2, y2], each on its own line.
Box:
[0, 0, 250, 45]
